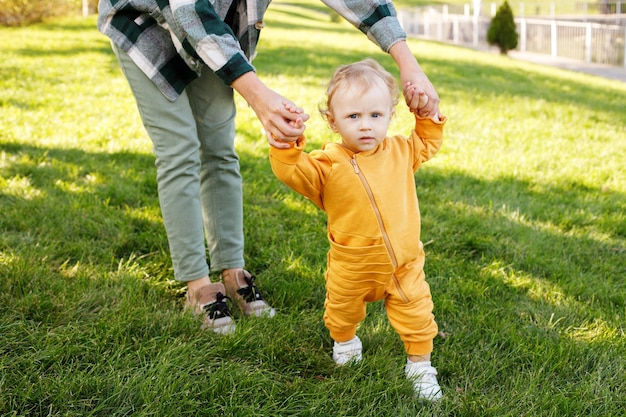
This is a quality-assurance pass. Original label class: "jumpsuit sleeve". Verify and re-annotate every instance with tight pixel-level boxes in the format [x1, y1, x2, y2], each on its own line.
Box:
[269, 136, 332, 211]
[411, 114, 447, 172]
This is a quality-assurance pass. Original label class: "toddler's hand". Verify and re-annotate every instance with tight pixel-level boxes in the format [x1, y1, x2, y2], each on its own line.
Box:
[282, 101, 306, 130]
[404, 82, 440, 122]
[267, 101, 307, 148]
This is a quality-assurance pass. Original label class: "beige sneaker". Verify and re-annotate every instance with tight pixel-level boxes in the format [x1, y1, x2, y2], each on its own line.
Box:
[185, 282, 236, 335]
[222, 269, 276, 318]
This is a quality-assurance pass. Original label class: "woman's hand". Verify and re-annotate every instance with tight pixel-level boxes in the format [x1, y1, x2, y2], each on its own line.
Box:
[232, 72, 309, 149]
[389, 41, 441, 119]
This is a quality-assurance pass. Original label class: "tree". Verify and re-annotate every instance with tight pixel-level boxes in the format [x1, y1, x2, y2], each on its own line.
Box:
[487, 1, 519, 55]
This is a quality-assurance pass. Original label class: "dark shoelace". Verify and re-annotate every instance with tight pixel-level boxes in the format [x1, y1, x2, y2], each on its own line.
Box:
[236, 274, 265, 303]
[203, 292, 232, 320]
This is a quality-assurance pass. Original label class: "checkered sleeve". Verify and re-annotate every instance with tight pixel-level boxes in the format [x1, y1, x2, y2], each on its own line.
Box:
[167, 0, 255, 85]
[320, 0, 406, 52]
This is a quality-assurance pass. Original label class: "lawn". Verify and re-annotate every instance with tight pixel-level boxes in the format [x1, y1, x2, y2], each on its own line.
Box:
[1, 1, 625, 415]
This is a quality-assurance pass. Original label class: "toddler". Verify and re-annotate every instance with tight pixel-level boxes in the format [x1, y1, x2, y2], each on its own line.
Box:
[269, 59, 446, 401]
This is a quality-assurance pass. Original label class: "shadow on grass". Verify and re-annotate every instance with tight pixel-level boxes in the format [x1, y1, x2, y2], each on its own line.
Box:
[417, 166, 625, 292]
[0, 142, 168, 267]
[2, 8, 625, 415]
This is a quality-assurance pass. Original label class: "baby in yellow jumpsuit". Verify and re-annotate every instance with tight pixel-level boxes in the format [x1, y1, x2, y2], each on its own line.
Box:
[269, 59, 446, 401]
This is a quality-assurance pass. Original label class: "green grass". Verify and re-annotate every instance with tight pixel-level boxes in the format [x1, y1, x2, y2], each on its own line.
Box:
[1, 1, 625, 416]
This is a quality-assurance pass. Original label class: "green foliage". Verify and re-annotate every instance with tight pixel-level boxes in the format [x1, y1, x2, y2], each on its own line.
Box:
[0, 0, 93, 26]
[487, 1, 519, 54]
[1, 0, 625, 415]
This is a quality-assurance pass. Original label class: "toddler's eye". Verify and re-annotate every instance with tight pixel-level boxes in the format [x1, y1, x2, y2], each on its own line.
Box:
[348, 114, 358, 119]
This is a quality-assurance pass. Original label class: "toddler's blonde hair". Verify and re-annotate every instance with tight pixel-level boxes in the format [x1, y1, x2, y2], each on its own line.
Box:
[319, 58, 400, 120]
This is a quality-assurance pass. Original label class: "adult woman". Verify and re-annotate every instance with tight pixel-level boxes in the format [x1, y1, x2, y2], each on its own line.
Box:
[97, 0, 441, 333]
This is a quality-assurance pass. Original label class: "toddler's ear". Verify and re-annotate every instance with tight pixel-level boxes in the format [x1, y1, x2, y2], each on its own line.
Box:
[325, 111, 338, 132]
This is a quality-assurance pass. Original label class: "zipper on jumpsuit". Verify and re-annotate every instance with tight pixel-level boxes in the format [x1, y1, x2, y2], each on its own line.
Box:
[349, 155, 410, 303]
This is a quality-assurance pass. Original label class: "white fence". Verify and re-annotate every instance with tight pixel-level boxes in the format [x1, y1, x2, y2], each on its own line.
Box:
[399, 5, 626, 67]
[429, 1, 626, 17]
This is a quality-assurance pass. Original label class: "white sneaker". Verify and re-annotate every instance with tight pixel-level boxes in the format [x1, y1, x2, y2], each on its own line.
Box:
[405, 359, 442, 401]
[332, 336, 363, 365]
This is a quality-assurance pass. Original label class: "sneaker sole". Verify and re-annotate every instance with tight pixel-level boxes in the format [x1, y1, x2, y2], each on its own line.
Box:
[201, 317, 236, 335]
[243, 301, 276, 318]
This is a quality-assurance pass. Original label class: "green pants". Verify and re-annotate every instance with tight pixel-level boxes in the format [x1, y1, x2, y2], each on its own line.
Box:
[113, 45, 245, 281]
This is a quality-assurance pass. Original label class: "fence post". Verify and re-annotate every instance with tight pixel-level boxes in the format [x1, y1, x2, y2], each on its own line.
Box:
[519, 18, 527, 52]
[622, 27, 626, 68]
[551, 20, 558, 57]
[585, 23, 592, 63]
[438, 13, 443, 40]
[473, 3, 480, 46]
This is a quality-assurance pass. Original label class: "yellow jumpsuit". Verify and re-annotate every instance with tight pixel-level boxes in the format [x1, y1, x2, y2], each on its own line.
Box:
[269, 115, 445, 356]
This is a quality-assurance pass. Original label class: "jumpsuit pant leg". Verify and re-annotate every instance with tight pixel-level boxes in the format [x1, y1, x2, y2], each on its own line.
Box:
[112, 45, 244, 282]
[323, 273, 374, 343]
[385, 263, 438, 356]
[323, 240, 394, 343]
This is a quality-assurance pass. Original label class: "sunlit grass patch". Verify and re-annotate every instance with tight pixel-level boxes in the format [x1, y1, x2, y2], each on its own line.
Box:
[1, 2, 625, 415]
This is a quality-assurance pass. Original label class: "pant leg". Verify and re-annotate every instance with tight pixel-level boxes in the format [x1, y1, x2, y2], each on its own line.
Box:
[323, 241, 393, 342]
[185, 71, 244, 271]
[323, 268, 370, 343]
[112, 44, 209, 281]
[385, 261, 438, 356]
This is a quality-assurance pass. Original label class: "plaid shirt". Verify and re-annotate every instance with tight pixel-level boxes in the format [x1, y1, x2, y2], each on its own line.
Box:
[98, 0, 406, 101]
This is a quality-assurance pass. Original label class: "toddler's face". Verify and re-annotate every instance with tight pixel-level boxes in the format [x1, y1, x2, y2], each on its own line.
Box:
[327, 80, 393, 153]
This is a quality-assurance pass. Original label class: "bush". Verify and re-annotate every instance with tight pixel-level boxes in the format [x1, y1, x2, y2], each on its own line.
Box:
[0, 0, 95, 26]
[487, 1, 519, 55]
